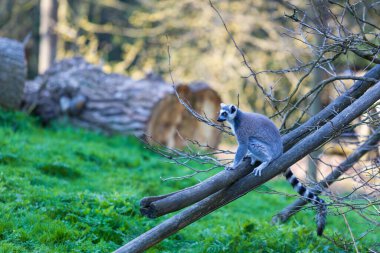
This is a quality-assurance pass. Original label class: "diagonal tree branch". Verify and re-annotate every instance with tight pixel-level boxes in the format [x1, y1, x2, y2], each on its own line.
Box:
[114, 81, 380, 253]
[272, 125, 380, 224]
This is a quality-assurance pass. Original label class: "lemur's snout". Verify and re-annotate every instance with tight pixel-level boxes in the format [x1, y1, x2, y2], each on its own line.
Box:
[217, 116, 225, 122]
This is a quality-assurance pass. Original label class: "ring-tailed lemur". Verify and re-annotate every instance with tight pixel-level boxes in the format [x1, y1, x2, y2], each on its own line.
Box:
[217, 103, 327, 236]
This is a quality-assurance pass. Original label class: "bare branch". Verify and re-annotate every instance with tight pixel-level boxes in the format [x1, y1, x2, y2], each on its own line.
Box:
[273, 125, 380, 223]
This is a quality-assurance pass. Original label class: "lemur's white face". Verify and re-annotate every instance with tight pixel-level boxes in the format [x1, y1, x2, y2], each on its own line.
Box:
[217, 103, 237, 122]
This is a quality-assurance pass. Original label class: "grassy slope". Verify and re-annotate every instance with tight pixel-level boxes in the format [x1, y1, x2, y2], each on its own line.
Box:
[0, 110, 377, 253]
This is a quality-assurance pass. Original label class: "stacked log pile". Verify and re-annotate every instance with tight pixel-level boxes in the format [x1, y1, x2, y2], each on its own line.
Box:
[22, 57, 222, 148]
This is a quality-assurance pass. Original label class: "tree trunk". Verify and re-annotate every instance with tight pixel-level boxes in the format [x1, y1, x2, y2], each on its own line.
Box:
[39, 0, 57, 74]
[23, 57, 222, 148]
[0, 0, 13, 29]
[0, 37, 26, 110]
[307, 0, 329, 182]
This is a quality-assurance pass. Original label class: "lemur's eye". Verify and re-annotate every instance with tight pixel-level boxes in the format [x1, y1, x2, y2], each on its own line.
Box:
[222, 112, 227, 117]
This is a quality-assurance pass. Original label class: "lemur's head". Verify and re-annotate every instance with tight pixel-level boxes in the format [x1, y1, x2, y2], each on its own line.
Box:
[217, 103, 237, 122]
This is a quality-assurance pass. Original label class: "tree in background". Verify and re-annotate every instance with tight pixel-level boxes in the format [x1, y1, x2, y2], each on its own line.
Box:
[38, 0, 58, 74]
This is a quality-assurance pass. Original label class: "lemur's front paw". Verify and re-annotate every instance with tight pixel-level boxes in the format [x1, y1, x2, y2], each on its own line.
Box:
[253, 163, 268, 176]
[253, 168, 263, 176]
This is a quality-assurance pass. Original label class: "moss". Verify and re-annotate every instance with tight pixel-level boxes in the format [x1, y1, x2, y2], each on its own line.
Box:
[0, 153, 18, 165]
[36, 163, 81, 179]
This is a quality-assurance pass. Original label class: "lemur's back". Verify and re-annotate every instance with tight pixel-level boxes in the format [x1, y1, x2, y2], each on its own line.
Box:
[236, 111, 283, 157]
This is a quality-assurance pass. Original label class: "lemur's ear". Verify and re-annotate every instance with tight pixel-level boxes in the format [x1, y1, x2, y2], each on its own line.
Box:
[220, 103, 226, 108]
[230, 105, 236, 113]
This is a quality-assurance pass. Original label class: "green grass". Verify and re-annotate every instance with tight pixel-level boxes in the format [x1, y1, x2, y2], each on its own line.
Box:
[0, 110, 378, 252]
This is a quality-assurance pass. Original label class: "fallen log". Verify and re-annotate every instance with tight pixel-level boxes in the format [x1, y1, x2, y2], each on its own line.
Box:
[22, 57, 221, 148]
[0, 37, 26, 109]
[115, 81, 380, 253]
[140, 65, 380, 218]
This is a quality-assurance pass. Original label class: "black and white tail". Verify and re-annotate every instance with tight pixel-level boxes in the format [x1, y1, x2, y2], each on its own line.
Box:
[284, 168, 327, 236]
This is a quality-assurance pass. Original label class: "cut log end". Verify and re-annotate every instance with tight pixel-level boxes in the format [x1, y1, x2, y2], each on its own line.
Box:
[140, 204, 158, 219]
[176, 82, 222, 148]
[145, 85, 190, 148]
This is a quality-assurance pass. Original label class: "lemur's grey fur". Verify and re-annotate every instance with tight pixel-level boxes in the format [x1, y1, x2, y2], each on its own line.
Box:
[217, 103, 327, 236]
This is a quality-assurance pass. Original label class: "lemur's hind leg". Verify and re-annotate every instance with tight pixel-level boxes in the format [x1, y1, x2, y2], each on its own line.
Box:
[248, 139, 275, 176]
[253, 161, 270, 176]
[245, 151, 257, 165]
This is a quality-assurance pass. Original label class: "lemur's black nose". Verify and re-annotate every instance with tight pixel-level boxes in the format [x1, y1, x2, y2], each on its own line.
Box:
[217, 117, 224, 122]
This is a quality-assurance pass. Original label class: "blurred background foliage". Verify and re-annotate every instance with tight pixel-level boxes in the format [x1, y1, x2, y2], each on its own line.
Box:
[0, 0, 307, 114]
[0, 0, 377, 119]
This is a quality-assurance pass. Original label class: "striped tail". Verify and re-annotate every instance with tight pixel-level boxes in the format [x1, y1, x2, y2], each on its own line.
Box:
[284, 168, 327, 236]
